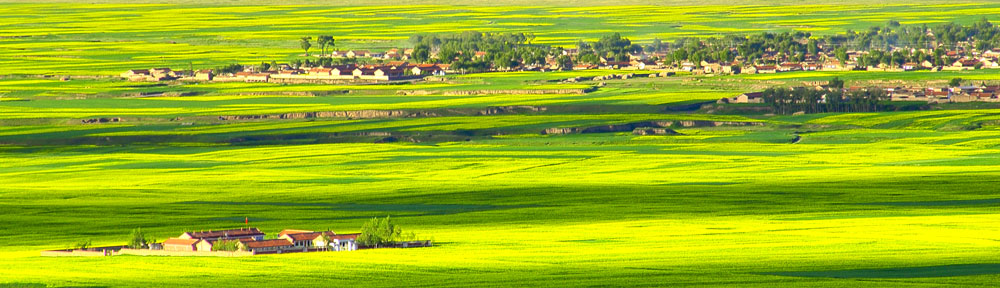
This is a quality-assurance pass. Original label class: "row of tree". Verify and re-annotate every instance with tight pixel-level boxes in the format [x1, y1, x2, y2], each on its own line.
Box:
[264, 19, 1000, 72]
[300, 35, 336, 57]
[408, 31, 547, 72]
[356, 216, 418, 248]
[758, 78, 889, 114]
[657, 18, 1000, 68]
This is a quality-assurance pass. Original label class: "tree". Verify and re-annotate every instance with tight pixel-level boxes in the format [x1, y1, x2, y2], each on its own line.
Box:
[412, 44, 430, 63]
[128, 227, 147, 249]
[357, 216, 404, 248]
[76, 239, 92, 250]
[321, 232, 333, 251]
[949, 77, 963, 87]
[215, 63, 243, 74]
[300, 37, 312, 57]
[556, 55, 573, 70]
[212, 240, 241, 251]
[317, 35, 334, 56]
[828, 77, 844, 89]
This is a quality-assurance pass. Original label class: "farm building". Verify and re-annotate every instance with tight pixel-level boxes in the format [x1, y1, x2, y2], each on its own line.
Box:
[411, 64, 445, 76]
[346, 50, 371, 58]
[194, 69, 213, 81]
[719, 92, 765, 104]
[755, 65, 777, 74]
[238, 239, 296, 253]
[179, 227, 265, 241]
[163, 238, 200, 251]
[234, 72, 270, 83]
[195, 239, 214, 251]
[121, 69, 151, 81]
[278, 230, 359, 251]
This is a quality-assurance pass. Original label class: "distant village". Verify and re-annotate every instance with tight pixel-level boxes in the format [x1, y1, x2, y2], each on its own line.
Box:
[725, 84, 1000, 104]
[122, 61, 448, 83]
[121, 45, 1000, 84]
[123, 20, 1000, 86]
[43, 217, 429, 257]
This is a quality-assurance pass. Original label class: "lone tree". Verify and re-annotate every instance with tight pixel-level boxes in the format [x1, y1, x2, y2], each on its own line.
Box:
[300, 36, 312, 57]
[128, 227, 147, 249]
[357, 216, 403, 248]
[949, 77, 963, 87]
[76, 239, 92, 250]
[828, 76, 844, 89]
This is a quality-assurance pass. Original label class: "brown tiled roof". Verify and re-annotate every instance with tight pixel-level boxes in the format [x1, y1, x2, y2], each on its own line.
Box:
[329, 233, 359, 240]
[163, 238, 199, 246]
[278, 229, 314, 237]
[283, 230, 339, 241]
[244, 239, 293, 249]
[184, 228, 263, 239]
[287, 233, 323, 241]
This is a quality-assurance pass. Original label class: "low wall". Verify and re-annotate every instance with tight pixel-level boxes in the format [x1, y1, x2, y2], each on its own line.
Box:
[40, 250, 108, 257]
[359, 241, 433, 249]
[115, 248, 253, 257]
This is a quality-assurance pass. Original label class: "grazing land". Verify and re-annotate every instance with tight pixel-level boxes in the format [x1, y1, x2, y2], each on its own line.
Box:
[3, 2, 1000, 287]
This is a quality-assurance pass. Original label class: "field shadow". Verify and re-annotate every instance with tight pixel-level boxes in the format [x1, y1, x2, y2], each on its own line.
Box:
[762, 263, 1000, 279]
[859, 198, 1000, 206]
[178, 201, 538, 218]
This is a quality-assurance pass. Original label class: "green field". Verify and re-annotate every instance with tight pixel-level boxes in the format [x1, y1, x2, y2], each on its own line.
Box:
[4, 2, 1000, 288]
[4, 3, 1000, 76]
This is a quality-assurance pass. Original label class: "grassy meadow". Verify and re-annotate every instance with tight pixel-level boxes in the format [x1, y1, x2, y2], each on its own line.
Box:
[4, 2, 1000, 288]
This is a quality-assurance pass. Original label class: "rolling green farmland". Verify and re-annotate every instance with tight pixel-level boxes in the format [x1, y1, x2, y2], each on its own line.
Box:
[4, 3, 1000, 75]
[5, 2, 1000, 288]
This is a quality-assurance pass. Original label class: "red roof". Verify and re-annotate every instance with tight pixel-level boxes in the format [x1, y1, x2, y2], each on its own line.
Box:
[278, 229, 313, 237]
[328, 233, 359, 240]
[243, 239, 294, 249]
[183, 228, 263, 239]
[283, 230, 339, 241]
[958, 59, 979, 66]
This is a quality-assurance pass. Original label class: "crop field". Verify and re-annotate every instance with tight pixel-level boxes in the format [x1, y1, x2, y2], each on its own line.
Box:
[4, 3, 1000, 75]
[5, 1, 1000, 287]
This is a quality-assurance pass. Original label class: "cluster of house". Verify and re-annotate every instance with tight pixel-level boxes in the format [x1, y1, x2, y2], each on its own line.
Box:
[322, 48, 412, 59]
[119, 68, 212, 82]
[723, 84, 1000, 104]
[160, 228, 359, 254]
[885, 85, 1000, 102]
[122, 62, 450, 83]
[559, 47, 1000, 74]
